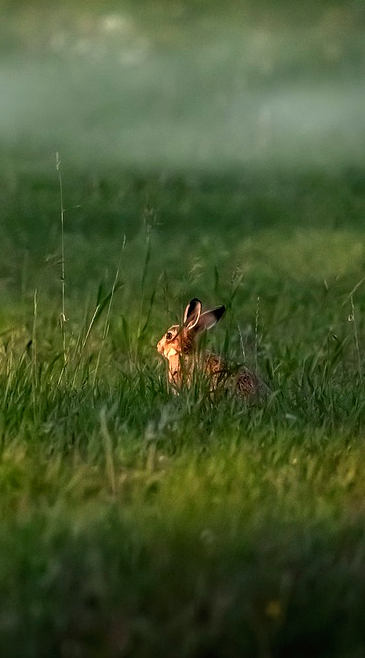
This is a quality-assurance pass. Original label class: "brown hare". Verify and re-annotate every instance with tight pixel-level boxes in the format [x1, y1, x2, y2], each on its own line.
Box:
[157, 298, 267, 399]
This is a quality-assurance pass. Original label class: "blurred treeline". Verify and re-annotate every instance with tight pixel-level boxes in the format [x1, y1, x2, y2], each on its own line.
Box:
[2, 0, 365, 53]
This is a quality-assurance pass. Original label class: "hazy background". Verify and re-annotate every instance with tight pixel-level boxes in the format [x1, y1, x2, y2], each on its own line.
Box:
[1, 0, 365, 306]
[2, 0, 365, 171]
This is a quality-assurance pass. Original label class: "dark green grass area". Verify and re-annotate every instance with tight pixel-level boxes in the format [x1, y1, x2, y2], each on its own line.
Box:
[1, 165, 365, 295]
[1, 162, 365, 656]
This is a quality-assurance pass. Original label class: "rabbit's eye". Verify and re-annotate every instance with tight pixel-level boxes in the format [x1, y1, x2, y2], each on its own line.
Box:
[166, 331, 173, 340]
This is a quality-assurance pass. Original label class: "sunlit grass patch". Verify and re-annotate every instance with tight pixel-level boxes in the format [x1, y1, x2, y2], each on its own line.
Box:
[234, 228, 364, 282]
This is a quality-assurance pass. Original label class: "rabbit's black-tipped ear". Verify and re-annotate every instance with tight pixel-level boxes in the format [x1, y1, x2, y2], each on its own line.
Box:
[196, 305, 225, 332]
[183, 298, 202, 331]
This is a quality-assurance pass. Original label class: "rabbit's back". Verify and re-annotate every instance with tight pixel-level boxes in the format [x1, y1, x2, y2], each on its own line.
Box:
[205, 353, 264, 398]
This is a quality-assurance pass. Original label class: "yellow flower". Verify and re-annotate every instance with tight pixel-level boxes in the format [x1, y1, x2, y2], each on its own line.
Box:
[265, 600, 282, 619]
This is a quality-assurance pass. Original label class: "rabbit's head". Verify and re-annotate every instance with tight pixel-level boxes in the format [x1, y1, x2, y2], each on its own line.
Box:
[157, 298, 225, 361]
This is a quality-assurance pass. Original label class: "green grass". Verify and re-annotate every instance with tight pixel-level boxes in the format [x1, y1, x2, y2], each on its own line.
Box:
[2, 1, 365, 653]
[1, 163, 365, 656]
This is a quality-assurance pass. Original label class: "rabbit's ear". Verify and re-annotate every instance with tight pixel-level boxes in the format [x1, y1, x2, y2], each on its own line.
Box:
[196, 305, 225, 332]
[184, 298, 202, 331]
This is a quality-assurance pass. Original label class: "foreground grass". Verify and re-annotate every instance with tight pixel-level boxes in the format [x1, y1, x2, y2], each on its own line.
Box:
[1, 297, 365, 656]
[1, 439, 365, 658]
[1, 419, 365, 657]
[1, 383, 365, 658]
[1, 164, 365, 656]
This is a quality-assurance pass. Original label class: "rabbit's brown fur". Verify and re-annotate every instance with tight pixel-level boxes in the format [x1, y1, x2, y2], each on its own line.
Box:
[157, 298, 267, 399]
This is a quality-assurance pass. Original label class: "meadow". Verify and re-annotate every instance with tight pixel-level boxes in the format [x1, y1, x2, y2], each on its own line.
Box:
[2, 2, 365, 656]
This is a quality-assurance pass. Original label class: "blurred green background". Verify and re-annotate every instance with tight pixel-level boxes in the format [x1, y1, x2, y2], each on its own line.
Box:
[4, 0, 365, 170]
[1, 0, 365, 308]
